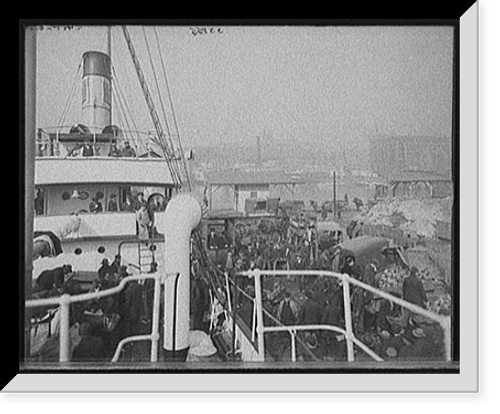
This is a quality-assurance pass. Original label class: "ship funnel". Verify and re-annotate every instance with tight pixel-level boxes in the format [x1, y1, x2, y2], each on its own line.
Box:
[157, 193, 201, 362]
[81, 51, 111, 133]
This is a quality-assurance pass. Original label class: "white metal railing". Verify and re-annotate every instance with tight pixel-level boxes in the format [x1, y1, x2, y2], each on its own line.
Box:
[35, 126, 167, 159]
[237, 269, 452, 363]
[25, 272, 179, 364]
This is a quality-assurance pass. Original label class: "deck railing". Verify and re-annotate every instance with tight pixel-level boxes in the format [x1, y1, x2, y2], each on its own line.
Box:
[25, 272, 179, 364]
[35, 126, 169, 159]
[236, 269, 452, 363]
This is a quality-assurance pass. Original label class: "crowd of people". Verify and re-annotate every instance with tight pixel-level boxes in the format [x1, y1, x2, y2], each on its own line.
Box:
[203, 209, 445, 363]
[67, 138, 138, 158]
[32, 256, 159, 363]
[87, 190, 167, 240]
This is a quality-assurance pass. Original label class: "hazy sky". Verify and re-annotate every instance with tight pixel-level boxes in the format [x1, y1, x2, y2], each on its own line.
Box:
[35, 25, 454, 149]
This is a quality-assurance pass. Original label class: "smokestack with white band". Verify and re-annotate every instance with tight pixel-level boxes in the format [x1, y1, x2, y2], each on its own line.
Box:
[82, 51, 111, 133]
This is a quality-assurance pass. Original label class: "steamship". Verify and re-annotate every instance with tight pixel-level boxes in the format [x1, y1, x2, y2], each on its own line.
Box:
[28, 35, 206, 363]
[28, 29, 260, 366]
[25, 27, 452, 369]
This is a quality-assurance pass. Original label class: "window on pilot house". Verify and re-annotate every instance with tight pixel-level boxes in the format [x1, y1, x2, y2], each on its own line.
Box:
[82, 78, 88, 104]
[103, 81, 111, 106]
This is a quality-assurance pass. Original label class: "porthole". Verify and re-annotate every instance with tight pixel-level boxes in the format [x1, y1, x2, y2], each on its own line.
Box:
[62, 191, 71, 200]
[97, 246, 106, 254]
[74, 247, 83, 255]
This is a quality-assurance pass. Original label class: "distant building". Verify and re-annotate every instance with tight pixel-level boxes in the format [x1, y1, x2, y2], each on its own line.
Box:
[370, 136, 452, 179]
[204, 169, 306, 213]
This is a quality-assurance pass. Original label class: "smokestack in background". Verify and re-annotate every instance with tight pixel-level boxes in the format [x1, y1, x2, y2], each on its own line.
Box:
[81, 51, 111, 133]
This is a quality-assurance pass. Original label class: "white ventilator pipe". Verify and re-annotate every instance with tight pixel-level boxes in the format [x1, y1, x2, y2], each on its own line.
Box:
[156, 193, 201, 361]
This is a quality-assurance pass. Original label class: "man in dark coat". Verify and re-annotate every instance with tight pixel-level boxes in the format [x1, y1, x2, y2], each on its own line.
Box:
[89, 197, 103, 214]
[97, 259, 113, 288]
[362, 260, 379, 332]
[299, 291, 322, 326]
[191, 274, 210, 332]
[121, 141, 136, 157]
[121, 194, 135, 212]
[107, 194, 118, 212]
[35, 265, 72, 293]
[119, 275, 143, 338]
[400, 266, 428, 327]
[403, 267, 427, 308]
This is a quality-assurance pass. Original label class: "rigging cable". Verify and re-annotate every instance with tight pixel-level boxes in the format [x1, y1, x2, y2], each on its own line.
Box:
[141, 27, 181, 173]
[57, 57, 83, 132]
[154, 27, 192, 191]
[112, 66, 142, 149]
[142, 27, 173, 144]
[111, 69, 137, 149]
[121, 25, 182, 187]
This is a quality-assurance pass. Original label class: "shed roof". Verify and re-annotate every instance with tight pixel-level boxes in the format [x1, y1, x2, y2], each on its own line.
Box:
[386, 170, 452, 183]
[205, 169, 306, 186]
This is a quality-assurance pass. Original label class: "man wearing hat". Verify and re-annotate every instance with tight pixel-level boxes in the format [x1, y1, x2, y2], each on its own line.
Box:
[401, 266, 428, 327]
[399, 327, 432, 360]
[97, 258, 113, 288]
[107, 194, 118, 212]
[121, 140, 136, 157]
[89, 196, 103, 214]
[377, 325, 408, 360]
[81, 138, 94, 157]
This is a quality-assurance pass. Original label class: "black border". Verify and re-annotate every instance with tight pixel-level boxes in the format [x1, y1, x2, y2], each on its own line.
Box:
[15, 16, 470, 384]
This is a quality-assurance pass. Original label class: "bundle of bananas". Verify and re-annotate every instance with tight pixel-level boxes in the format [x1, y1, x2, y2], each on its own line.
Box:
[377, 265, 407, 290]
[426, 292, 451, 315]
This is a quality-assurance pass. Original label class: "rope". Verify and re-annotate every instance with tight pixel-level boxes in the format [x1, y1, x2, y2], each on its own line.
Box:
[57, 57, 82, 132]
[112, 66, 142, 146]
[142, 27, 173, 142]
[142, 26, 184, 184]
[111, 73, 136, 149]
[121, 26, 182, 187]
[154, 27, 192, 192]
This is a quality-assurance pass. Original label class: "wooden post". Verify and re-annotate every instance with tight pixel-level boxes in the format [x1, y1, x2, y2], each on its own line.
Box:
[333, 171, 337, 218]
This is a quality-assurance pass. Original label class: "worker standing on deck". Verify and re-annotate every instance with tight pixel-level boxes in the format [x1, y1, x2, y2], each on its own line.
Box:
[121, 193, 135, 212]
[136, 203, 151, 241]
[89, 196, 103, 214]
[121, 140, 136, 157]
[107, 194, 118, 212]
[108, 142, 122, 157]
[81, 138, 94, 157]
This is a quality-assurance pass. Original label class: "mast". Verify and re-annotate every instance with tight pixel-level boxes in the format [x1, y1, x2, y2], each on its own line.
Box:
[121, 26, 183, 188]
[107, 26, 112, 125]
